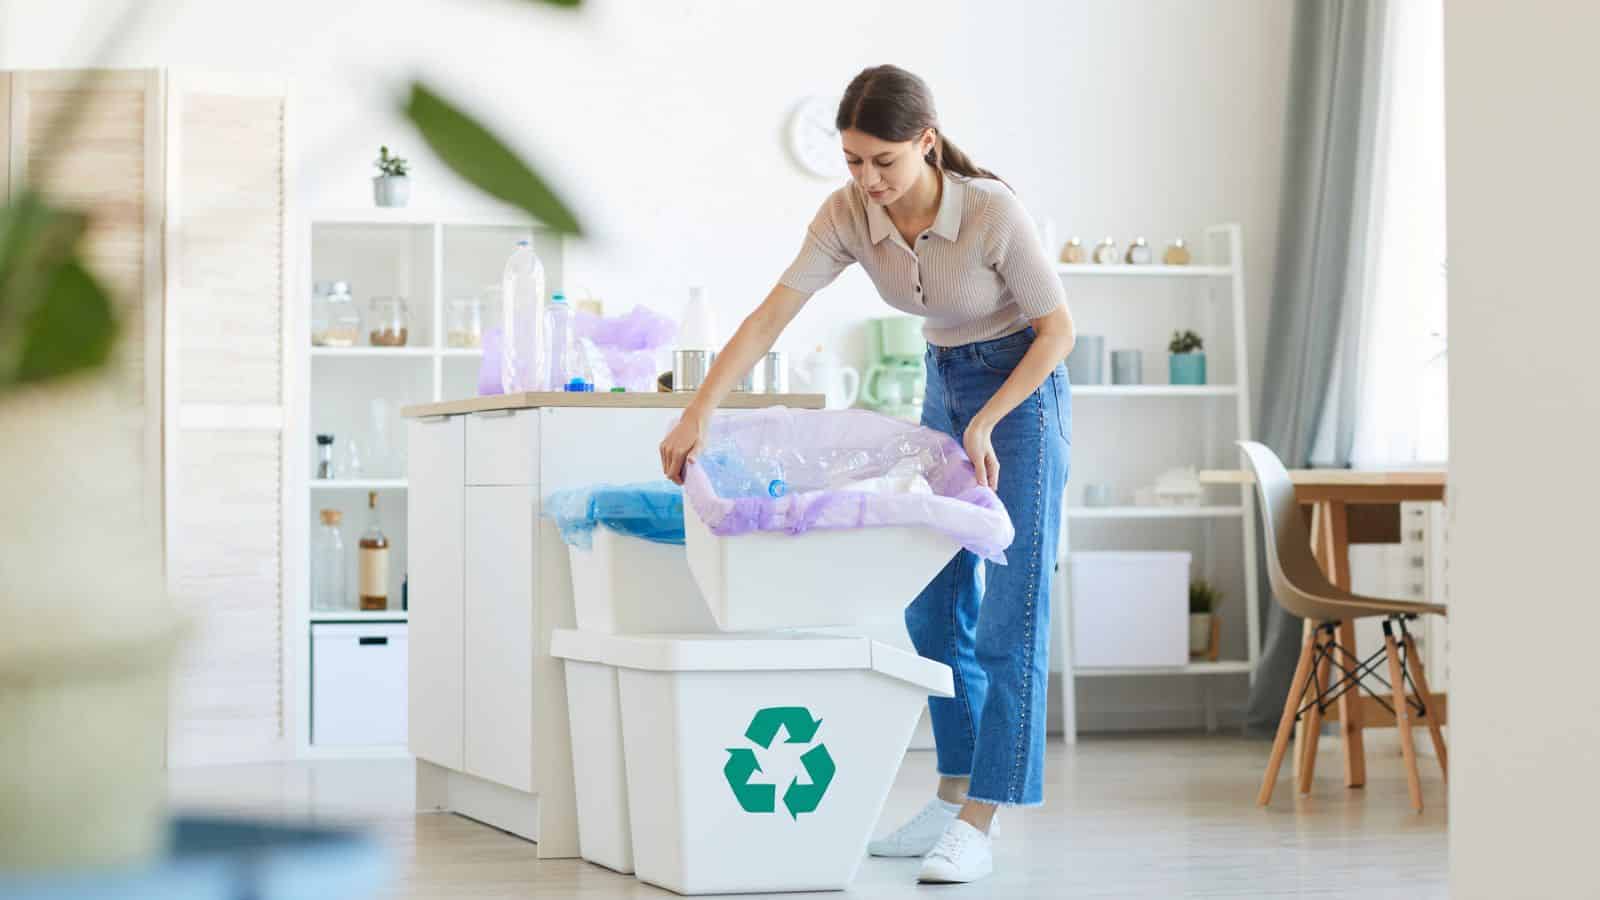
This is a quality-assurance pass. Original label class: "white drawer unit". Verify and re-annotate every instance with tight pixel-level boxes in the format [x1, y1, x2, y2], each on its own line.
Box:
[312, 622, 409, 747]
[466, 408, 541, 486]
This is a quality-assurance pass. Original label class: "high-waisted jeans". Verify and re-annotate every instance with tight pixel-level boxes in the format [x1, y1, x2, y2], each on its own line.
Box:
[904, 327, 1070, 806]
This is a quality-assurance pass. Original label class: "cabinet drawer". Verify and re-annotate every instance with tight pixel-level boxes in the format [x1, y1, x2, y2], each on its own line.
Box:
[313, 623, 408, 747]
[466, 409, 539, 486]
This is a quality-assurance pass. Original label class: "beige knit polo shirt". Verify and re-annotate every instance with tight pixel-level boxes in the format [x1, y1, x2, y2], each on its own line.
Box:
[779, 173, 1066, 347]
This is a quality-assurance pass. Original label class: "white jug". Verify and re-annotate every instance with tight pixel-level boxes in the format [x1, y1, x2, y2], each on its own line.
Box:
[799, 345, 860, 409]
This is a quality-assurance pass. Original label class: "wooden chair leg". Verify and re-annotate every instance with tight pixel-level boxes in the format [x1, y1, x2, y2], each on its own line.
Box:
[1297, 627, 1334, 795]
[1259, 628, 1318, 806]
[1403, 630, 1449, 782]
[1384, 624, 1424, 813]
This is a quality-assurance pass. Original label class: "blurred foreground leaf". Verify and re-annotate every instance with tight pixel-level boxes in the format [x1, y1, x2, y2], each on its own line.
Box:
[0, 193, 119, 391]
[403, 82, 583, 236]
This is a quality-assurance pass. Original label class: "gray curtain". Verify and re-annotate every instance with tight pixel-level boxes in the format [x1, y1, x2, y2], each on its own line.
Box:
[1243, 0, 1389, 736]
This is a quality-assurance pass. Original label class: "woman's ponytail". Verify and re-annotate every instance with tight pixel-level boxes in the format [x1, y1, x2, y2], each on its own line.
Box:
[838, 65, 1006, 187]
[929, 132, 1006, 187]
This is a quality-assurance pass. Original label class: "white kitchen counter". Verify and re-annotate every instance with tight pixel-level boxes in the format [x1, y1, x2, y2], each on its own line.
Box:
[402, 393, 820, 857]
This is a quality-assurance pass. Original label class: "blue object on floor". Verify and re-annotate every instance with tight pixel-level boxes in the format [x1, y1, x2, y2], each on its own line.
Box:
[0, 816, 390, 900]
[545, 481, 686, 549]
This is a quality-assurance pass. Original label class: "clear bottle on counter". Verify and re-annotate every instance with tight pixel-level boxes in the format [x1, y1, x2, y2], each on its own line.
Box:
[315, 433, 335, 480]
[312, 509, 348, 611]
[545, 291, 575, 390]
[501, 239, 548, 393]
[359, 491, 390, 610]
[369, 296, 409, 347]
[312, 281, 361, 347]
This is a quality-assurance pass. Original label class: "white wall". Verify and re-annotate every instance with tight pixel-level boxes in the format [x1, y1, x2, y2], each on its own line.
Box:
[1446, 4, 1600, 896]
[1, 0, 1292, 731]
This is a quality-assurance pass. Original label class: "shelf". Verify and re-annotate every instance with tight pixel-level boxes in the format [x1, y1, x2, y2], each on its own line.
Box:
[1068, 505, 1245, 519]
[311, 347, 434, 359]
[1057, 263, 1233, 277]
[310, 208, 537, 229]
[309, 610, 408, 623]
[439, 348, 485, 358]
[311, 479, 407, 491]
[1072, 385, 1238, 397]
[1075, 661, 1252, 677]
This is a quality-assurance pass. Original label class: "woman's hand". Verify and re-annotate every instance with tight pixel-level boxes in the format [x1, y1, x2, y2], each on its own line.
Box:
[964, 417, 999, 490]
[660, 410, 709, 485]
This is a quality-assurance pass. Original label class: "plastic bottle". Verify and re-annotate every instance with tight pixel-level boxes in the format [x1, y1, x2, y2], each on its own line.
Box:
[545, 291, 574, 390]
[500, 239, 547, 393]
[679, 285, 719, 349]
[698, 448, 786, 498]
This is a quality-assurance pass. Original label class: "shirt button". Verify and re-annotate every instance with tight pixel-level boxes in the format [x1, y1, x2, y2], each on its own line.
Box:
[915, 285, 921, 292]
[920, 234, 929, 240]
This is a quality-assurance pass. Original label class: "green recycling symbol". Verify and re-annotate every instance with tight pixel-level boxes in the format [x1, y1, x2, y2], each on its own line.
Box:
[723, 706, 836, 819]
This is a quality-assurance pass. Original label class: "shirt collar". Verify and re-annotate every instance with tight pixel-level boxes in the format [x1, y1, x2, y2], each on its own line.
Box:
[865, 172, 964, 246]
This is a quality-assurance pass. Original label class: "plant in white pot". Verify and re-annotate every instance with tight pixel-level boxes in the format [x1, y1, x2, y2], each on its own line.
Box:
[1168, 329, 1206, 385]
[373, 145, 411, 207]
[1189, 579, 1221, 661]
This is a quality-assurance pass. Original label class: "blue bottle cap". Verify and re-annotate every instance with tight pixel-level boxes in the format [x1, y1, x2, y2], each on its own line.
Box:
[551, 291, 567, 304]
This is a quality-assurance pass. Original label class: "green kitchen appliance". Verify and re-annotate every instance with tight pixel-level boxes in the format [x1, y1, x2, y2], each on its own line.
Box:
[862, 316, 926, 421]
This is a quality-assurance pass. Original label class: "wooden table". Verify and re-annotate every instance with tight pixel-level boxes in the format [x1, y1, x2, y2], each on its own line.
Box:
[1199, 468, 1446, 788]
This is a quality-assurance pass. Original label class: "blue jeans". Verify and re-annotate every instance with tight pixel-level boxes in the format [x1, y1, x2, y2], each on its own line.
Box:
[905, 327, 1070, 807]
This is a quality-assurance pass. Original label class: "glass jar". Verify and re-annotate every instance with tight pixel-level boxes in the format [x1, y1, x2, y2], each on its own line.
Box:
[368, 296, 408, 347]
[312, 508, 348, 611]
[311, 281, 361, 347]
[447, 296, 486, 348]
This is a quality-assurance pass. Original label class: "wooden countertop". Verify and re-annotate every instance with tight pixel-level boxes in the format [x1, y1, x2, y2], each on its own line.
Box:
[402, 391, 826, 418]
[1198, 469, 1446, 487]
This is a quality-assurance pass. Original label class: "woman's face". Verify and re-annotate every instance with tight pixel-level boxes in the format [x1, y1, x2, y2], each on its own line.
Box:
[841, 127, 935, 206]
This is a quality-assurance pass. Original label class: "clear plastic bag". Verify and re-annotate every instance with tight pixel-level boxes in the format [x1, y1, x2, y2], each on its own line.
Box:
[544, 481, 686, 549]
[681, 408, 1015, 562]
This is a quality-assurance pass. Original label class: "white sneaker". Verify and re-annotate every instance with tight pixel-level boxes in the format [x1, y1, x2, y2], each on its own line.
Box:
[867, 798, 961, 857]
[917, 819, 994, 884]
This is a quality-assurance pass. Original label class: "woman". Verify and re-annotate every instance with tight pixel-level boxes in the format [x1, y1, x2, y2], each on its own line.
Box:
[659, 64, 1072, 885]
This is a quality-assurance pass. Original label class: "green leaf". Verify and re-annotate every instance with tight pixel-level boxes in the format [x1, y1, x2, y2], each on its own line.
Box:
[0, 193, 119, 391]
[13, 258, 117, 385]
[525, 0, 581, 7]
[402, 81, 583, 235]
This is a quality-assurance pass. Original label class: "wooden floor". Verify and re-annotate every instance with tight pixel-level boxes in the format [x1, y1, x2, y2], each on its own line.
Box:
[167, 733, 1447, 898]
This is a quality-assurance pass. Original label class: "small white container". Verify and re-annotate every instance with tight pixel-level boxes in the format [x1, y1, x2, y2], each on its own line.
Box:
[550, 629, 952, 895]
[311, 622, 408, 746]
[683, 503, 960, 631]
[568, 527, 719, 634]
[1069, 551, 1191, 668]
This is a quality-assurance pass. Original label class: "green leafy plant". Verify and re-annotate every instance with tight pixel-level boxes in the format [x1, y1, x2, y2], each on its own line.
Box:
[0, 0, 583, 399]
[1169, 330, 1204, 354]
[1189, 579, 1221, 615]
[374, 146, 410, 178]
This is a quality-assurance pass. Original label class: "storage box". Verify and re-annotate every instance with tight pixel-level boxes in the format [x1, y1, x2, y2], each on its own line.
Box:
[568, 528, 719, 634]
[550, 630, 953, 895]
[683, 503, 960, 632]
[1069, 551, 1191, 668]
[312, 623, 408, 746]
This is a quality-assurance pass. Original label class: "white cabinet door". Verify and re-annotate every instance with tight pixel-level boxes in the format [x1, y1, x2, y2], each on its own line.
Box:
[408, 416, 465, 770]
[464, 484, 536, 792]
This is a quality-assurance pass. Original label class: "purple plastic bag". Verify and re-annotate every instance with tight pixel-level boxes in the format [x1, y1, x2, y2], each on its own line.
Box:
[680, 408, 1015, 563]
[478, 327, 504, 395]
[574, 305, 677, 350]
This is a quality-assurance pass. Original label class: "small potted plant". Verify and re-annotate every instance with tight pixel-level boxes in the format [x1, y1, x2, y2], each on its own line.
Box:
[1169, 329, 1206, 385]
[1189, 579, 1222, 660]
[373, 145, 411, 208]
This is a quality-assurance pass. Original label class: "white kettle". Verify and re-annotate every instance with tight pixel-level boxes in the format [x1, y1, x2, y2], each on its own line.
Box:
[797, 345, 860, 409]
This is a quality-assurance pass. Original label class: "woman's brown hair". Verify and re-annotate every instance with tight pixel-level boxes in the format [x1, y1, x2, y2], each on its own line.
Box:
[836, 64, 1004, 185]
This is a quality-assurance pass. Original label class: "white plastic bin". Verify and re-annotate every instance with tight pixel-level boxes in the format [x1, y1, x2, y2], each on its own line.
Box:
[550, 629, 953, 895]
[568, 527, 720, 634]
[683, 502, 960, 631]
[1069, 551, 1192, 668]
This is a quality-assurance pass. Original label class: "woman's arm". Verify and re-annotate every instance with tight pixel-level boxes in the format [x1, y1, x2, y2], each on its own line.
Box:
[659, 283, 810, 483]
[963, 305, 1076, 489]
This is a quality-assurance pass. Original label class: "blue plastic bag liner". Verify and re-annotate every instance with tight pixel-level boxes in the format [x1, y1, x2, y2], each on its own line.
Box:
[544, 481, 686, 549]
[682, 408, 1015, 563]
[0, 815, 389, 900]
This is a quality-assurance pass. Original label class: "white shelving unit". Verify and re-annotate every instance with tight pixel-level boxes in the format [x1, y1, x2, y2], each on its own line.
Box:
[286, 210, 563, 759]
[1053, 224, 1259, 742]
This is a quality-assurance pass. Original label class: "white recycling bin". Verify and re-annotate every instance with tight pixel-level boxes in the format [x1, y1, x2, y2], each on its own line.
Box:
[550, 629, 953, 895]
[683, 502, 960, 631]
[568, 527, 720, 634]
